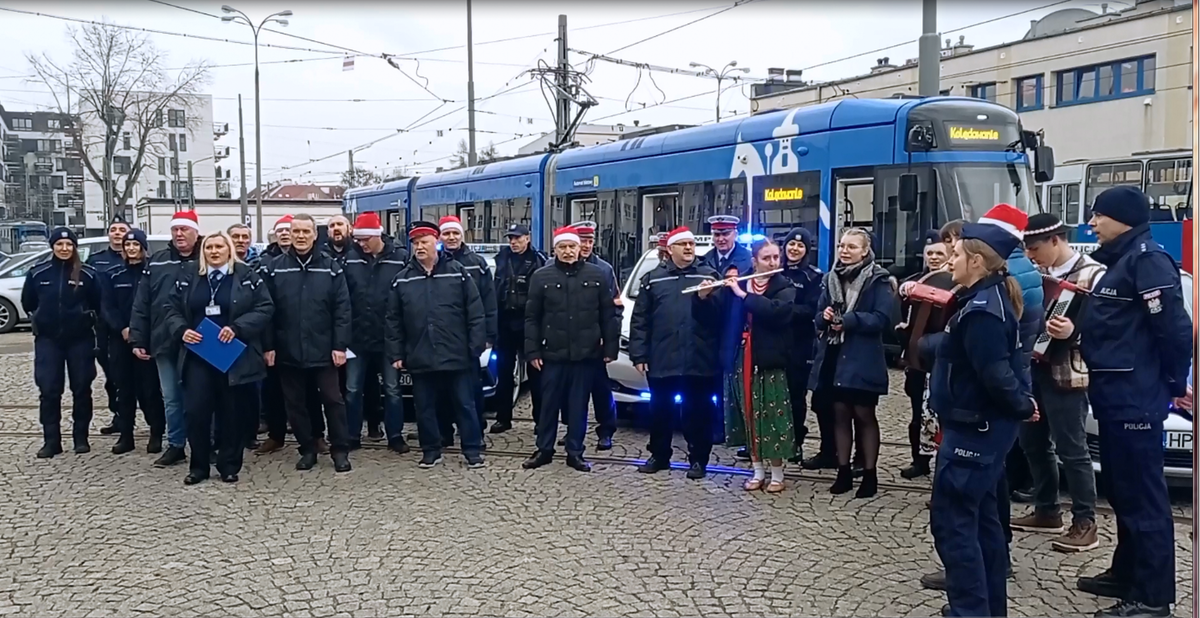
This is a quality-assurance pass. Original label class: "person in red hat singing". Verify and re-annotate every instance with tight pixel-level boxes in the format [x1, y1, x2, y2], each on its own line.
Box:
[385, 221, 487, 469]
[130, 209, 202, 468]
[264, 214, 293, 258]
[628, 226, 724, 480]
[340, 211, 412, 453]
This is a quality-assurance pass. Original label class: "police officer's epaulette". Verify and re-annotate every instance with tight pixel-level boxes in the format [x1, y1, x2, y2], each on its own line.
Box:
[103, 262, 125, 276]
[961, 286, 1005, 318]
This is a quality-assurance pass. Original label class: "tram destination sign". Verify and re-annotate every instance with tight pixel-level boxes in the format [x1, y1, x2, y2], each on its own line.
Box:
[939, 121, 1019, 151]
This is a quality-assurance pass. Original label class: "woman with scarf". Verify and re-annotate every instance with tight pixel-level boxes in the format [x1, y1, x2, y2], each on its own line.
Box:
[721, 239, 798, 492]
[810, 228, 898, 497]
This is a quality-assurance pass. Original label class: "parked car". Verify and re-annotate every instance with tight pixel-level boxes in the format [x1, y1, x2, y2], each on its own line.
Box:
[606, 242, 715, 410]
[1084, 269, 1194, 486]
[0, 235, 171, 334]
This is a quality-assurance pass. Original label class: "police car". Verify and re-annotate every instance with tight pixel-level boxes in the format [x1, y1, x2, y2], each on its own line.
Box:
[0, 235, 171, 334]
[607, 237, 715, 408]
[1083, 268, 1194, 485]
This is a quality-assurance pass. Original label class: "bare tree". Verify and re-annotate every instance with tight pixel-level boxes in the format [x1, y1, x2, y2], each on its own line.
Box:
[341, 166, 384, 189]
[27, 21, 210, 222]
[449, 138, 500, 169]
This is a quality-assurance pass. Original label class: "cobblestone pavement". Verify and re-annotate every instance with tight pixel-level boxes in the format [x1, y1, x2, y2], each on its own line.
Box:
[0, 332, 1192, 617]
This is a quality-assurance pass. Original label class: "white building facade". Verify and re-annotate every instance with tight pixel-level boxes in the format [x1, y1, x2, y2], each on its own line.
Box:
[82, 93, 229, 232]
[517, 123, 640, 156]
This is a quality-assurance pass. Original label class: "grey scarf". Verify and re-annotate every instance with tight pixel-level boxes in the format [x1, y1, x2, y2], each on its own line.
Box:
[824, 255, 883, 345]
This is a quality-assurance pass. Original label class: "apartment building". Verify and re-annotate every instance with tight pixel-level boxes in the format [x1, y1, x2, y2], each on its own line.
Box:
[750, 0, 1194, 165]
[0, 106, 87, 229]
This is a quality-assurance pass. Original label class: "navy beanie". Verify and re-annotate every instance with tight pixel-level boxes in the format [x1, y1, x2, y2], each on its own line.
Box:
[50, 227, 77, 246]
[923, 229, 942, 246]
[123, 228, 148, 253]
[1092, 185, 1150, 228]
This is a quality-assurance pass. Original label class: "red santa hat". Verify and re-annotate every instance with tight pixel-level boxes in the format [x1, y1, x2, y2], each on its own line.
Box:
[553, 226, 580, 247]
[169, 210, 199, 232]
[665, 226, 694, 246]
[352, 212, 383, 238]
[274, 214, 293, 232]
[656, 233, 668, 249]
[977, 203, 1028, 239]
[439, 215, 463, 234]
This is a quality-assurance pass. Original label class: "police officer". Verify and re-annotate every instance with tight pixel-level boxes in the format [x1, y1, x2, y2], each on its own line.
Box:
[100, 229, 166, 455]
[90, 215, 129, 436]
[386, 221, 486, 469]
[23, 227, 102, 458]
[1064, 187, 1190, 618]
[130, 210, 202, 468]
[261, 213, 354, 473]
[629, 226, 724, 480]
[778, 227, 823, 465]
[522, 226, 619, 472]
[927, 217, 1036, 618]
[438, 215, 497, 438]
[700, 214, 752, 447]
[342, 212, 410, 453]
[570, 221, 619, 449]
[490, 223, 546, 434]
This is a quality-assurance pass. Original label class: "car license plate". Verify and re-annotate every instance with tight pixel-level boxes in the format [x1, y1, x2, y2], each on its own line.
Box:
[399, 373, 412, 387]
[1164, 430, 1193, 451]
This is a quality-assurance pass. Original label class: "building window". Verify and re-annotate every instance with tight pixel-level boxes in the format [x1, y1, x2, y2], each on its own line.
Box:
[173, 180, 192, 198]
[158, 180, 167, 198]
[1055, 55, 1156, 106]
[152, 110, 163, 128]
[12, 118, 31, 130]
[969, 82, 997, 102]
[122, 132, 131, 151]
[1014, 75, 1043, 112]
[178, 133, 187, 152]
[158, 156, 166, 175]
[168, 134, 176, 151]
[168, 109, 186, 128]
[113, 156, 132, 175]
[47, 119, 60, 130]
[50, 176, 64, 190]
[55, 158, 65, 172]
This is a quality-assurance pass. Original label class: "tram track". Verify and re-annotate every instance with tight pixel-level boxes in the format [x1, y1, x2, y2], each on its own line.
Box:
[0, 428, 1188, 525]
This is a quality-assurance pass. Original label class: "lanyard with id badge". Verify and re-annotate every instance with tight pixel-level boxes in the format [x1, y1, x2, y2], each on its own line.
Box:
[206, 272, 225, 317]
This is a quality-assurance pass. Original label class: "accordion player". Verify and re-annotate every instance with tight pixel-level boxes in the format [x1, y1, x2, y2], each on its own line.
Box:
[1032, 274, 1089, 361]
[897, 270, 962, 372]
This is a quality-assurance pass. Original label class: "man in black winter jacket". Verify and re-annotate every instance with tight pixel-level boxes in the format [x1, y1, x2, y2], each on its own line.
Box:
[386, 221, 486, 469]
[261, 213, 354, 473]
[438, 215, 497, 438]
[571, 220, 620, 450]
[628, 226, 724, 480]
[522, 226, 619, 473]
[490, 224, 545, 434]
[342, 212, 411, 453]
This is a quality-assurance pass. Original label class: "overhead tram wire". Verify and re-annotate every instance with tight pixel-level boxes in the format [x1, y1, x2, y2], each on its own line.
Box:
[605, 0, 761, 55]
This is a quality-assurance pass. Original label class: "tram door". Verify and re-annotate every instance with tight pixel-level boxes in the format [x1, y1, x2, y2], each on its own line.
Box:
[456, 203, 485, 243]
[570, 197, 598, 225]
[641, 191, 679, 248]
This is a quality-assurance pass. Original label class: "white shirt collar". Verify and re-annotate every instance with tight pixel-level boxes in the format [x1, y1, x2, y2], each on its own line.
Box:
[210, 263, 230, 276]
[1048, 252, 1081, 279]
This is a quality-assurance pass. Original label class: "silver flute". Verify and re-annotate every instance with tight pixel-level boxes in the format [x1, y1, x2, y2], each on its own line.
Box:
[680, 268, 784, 294]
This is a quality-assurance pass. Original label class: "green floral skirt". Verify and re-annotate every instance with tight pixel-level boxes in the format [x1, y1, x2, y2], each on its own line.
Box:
[723, 346, 796, 461]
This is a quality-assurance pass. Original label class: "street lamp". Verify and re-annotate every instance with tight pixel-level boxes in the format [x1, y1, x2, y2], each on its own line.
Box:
[689, 61, 751, 124]
[222, 5, 293, 242]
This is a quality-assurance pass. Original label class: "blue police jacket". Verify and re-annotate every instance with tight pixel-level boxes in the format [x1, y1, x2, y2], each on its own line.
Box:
[700, 243, 753, 278]
[929, 273, 1035, 426]
[100, 260, 145, 333]
[1079, 223, 1193, 422]
[21, 258, 102, 341]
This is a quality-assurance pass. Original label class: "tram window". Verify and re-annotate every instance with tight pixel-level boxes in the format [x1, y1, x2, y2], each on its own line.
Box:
[642, 192, 679, 244]
[616, 189, 639, 281]
[493, 198, 533, 239]
[421, 204, 456, 228]
[1066, 185, 1081, 225]
[593, 191, 617, 269]
[1048, 186, 1064, 220]
[1085, 161, 1141, 209]
[1146, 158, 1192, 219]
[680, 183, 711, 231]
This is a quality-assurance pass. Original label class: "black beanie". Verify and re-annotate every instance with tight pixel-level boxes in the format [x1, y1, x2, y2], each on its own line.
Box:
[1092, 186, 1150, 228]
[50, 227, 77, 246]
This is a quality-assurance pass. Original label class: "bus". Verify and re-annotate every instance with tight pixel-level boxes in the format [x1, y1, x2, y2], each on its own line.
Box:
[1040, 149, 1191, 260]
[0, 221, 49, 255]
[345, 97, 1053, 280]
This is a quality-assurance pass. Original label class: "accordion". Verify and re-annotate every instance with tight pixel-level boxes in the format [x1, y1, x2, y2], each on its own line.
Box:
[1033, 274, 1088, 361]
[898, 271, 961, 372]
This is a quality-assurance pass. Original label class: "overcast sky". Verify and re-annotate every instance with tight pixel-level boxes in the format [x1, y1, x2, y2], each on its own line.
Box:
[0, 0, 1100, 186]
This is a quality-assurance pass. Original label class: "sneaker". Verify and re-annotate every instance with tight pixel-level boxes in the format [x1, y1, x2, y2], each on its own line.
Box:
[686, 462, 707, 480]
[418, 453, 443, 468]
[1094, 600, 1170, 617]
[153, 446, 187, 467]
[637, 456, 670, 474]
[1010, 510, 1066, 534]
[465, 454, 486, 469]
[1052, 519, 1100, 553]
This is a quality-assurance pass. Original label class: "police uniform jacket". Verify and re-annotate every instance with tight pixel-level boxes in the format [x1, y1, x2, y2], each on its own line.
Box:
[446, 245, 498, 344]
[100, 260, 146, 334]
[808, 266, 899, 394]
[129, 243, 201, 357]
[86, 247, 123, 283]
[21, 259, 101, 341]
[524, 259, 619, 363]
[163, 262, 274, 386]
[700, 243, 753, 278]
[928, 273, 1033, 427]
[780, 228, 823, 361]
[385, 255, 485, 374]
[628, 259, 723, 379]
[494, 246, 546, 332]
[342, 237, 408, 354]
[260, 249, 352, 368]
[1080, 224, 1192, 422]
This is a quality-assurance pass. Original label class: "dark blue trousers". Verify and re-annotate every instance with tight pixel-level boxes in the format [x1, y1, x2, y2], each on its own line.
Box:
[646, 375, 717, 467]
[931, 419, 1019, 618]
[413, 370, 482, 458]
[539, 361, 593, 457]
[95, 326, 118, 418]
[1098, 416, 1175, 608]
[108, 339, 165, 438]
[34, 337, 96, 443]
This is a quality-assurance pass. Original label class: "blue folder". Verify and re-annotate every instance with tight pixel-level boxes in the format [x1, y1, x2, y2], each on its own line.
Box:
[185, 318, 246, 374]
